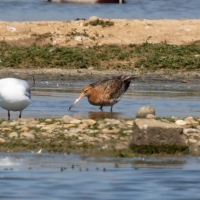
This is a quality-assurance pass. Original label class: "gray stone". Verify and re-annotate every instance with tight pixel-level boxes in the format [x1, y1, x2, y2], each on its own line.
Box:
[68, 128, 82, 134]
[69, 119, 81, 124]
[45, 119, 52, 122]
[184, 117, 199, 125]
[20, 132, 35, 140]
[63, 124, 76, 129]
[1, 121, 10, 127]
[183, 128, 200, 140]
[97, 123, 106, 129]
[9, 121, 19, 126]
[40, 132, 53, 138]
[123, 130, 132, 135]
[41, 124, 56, 132]
[17, 118, 35, 123]
[105, 119, 120, 125]
[61, 116, 81, 124]
[118, 122, 128, 129]
[98, 134, 110, 140]
[88, 16, 100, 22]
[78, 135, 92, 142]
[136, 106, 156, 118]
[187, 138, 198, 144]
[101, 128, 120, 134]
[9, 132, 18, 138]
[65, 132, 78, 137]
[36, 124, 45, 128]
[175, 120, 186, 126]
[183, 128, 200, 135]
[81, 119, 96, 126]
[189, 141, 200, 155]
[125, 120, 133, 125]
[61, 115, 75, 124]
[20, 127, 29, 132]
[115, 142, 128, 150]
[130, 119, 186, 146]
[87, 130, 99, 134]
[27, 121, 38, 127]
[146, 114, 156, 119]
[15, 125, 22, 130]
[78, 123, 88, 129]
[1, 127, 11, 131]
[0, 138, 6, 143]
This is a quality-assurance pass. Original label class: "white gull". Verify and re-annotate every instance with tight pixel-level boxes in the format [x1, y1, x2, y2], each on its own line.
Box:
[0, 78, 31, 120]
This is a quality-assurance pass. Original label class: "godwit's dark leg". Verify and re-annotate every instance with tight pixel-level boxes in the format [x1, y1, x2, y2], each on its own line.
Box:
[110, 106, 113, 112]
[99, 106, 103, 111]
[8, 110, 10, 120]
[19, 111, 22, 118]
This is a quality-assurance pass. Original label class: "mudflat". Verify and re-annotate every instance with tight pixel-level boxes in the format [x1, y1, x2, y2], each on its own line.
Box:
[1, 18, 200, 83]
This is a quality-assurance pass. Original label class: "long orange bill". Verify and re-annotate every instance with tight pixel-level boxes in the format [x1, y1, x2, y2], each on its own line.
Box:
[68, 93, 85, 110]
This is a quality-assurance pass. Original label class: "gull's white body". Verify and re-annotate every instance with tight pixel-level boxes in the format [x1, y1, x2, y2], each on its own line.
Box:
[0, 78, 31, 119]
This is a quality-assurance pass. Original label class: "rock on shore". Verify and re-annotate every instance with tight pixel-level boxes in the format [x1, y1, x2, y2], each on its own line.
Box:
[131, 118, 185, 146]
[0, 115, 133, 156]
[0, 111, 200, 155]
[131, 107, 200, 155]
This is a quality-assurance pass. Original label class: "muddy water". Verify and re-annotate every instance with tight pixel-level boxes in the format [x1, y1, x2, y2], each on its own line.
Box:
[1, 80, 200, 120]
[0, 152, 200, 199]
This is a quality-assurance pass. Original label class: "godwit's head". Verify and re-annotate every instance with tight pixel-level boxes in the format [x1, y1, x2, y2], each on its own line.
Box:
[81, 85, 93, 97]
[68, 85, 93, 110]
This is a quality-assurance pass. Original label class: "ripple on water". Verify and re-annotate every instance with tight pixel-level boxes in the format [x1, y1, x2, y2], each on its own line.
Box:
[0, 153, 200, 199]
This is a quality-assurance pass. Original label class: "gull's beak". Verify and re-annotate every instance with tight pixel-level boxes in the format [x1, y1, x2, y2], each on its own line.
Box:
[68, 92, 85, 110]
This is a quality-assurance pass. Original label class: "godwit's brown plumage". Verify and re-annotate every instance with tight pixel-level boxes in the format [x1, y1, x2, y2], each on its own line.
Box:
[69, 75, 136, 112]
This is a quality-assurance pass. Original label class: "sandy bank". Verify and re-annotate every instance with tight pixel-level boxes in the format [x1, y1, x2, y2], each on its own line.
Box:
[1, 19, 200, 47]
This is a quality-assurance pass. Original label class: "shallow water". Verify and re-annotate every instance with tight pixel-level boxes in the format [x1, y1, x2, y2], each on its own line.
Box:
[0, 152, 200, 199]
[1, 0, 200, 21]
[2, 1, 200, 198]
[1, 80, 200, 120]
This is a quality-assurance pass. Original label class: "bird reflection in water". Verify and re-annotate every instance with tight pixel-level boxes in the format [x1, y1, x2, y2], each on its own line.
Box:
[87, 111, 121, 119]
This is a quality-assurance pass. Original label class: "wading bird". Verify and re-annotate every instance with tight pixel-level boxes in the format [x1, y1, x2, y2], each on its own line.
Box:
[0, 78, 31, 120]
[69, 75, 135, 112]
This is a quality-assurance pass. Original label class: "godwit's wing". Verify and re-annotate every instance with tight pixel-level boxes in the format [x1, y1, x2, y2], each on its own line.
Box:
[90, 75, 132, 105]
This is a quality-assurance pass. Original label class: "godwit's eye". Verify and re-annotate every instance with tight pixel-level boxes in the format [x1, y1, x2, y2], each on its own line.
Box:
[84, 89, 88, 93]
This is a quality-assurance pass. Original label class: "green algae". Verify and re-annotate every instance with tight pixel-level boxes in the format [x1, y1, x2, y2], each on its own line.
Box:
[84, 19, 115, 28]
[1, 41, 200, 70]
[129, 144, 189, 155]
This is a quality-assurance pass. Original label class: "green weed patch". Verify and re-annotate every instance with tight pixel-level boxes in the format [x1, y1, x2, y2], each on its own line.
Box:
[1, 41, 200, 70]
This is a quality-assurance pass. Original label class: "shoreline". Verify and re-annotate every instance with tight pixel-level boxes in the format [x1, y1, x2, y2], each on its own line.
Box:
[1, 68, 200, 86]
[0, 115, 199, 156]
